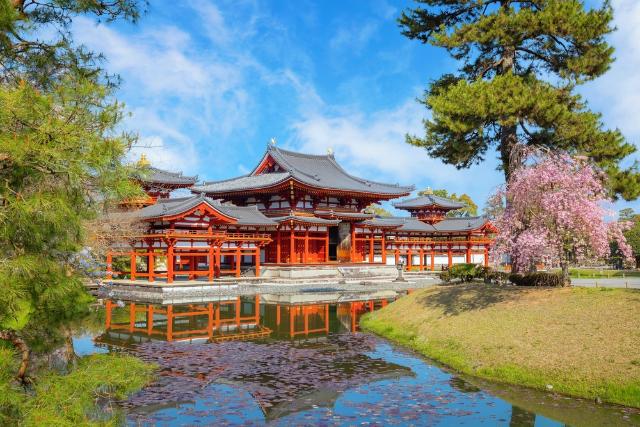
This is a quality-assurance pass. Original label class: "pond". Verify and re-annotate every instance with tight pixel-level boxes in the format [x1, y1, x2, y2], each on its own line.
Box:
[75, 292, 640, 426]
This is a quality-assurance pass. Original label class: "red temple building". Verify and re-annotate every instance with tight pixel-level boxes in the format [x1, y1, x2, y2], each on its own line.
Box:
[106, 144, 496, 283]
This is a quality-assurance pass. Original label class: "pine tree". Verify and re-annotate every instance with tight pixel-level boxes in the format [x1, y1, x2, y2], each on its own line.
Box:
[0, 0, 142, 382]
[400, 0, 640, 200]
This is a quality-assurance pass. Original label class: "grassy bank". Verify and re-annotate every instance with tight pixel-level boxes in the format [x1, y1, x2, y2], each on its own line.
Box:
[361, 284, 640, 408]
[0, 351, 155, 426]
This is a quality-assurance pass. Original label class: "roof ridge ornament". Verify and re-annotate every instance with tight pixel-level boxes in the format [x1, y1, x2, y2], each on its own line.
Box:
[137, 153, 151, 167]
[269, 137, 277, 147]
[327, 147, 334, 156]
[424, 186, 433, 195]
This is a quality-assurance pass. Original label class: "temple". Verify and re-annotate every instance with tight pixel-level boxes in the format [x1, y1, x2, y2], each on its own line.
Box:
[106, 143, 496, 283]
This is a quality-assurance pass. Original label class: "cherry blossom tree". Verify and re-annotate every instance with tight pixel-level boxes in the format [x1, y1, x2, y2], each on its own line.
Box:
[491, 149, 632, 285]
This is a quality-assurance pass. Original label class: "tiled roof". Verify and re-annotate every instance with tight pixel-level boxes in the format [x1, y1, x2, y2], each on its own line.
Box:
[132, 194, 276, 226]
[139, 167, 197, 186]
[194, 172, 290, 193]
[393, 194, 465, 210]
[192, 145, 413, 196]
[314, 210, 374, 219]
[360, 216, 490, 233]
[271, 215, 341, 225]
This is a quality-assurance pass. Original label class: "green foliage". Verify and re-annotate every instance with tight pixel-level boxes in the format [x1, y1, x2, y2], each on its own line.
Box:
[0, 347, 25, 425]
[400, 0, 640, 200]
[0, 81, 141, 353]
[619, 208, 635, 222]
[365, 203, 392, 217]
[622, 214, 640, 261]
[0, 353, 155, 426]
[440, 263, 483, 282]
[0, 0, 143, 88]
[509, 272, 564, 287]
[419, 188, 478, 217]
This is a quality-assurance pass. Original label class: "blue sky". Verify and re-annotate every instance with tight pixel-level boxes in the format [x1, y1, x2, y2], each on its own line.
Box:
[72, 0, 640, 215]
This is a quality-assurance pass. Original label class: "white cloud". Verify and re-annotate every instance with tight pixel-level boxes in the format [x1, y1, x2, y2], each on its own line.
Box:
[584, 0, 640, 139]
[288, 99, 497, 188]
[129, 135, 198, 173]
[329, 21, 379, 53]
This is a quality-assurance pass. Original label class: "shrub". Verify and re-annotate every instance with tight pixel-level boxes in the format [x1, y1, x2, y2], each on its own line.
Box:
[440, 263, 482, 283]
[508, 272, 565, 287]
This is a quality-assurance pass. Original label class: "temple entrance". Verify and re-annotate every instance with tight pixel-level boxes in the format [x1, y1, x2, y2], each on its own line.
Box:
[336, 223, 352, 262]
[328, 226, 340, 261]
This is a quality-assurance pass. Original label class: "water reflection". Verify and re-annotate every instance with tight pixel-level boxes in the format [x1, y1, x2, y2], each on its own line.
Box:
[97, 295, 393, 345]
[84, 294, 640, 426]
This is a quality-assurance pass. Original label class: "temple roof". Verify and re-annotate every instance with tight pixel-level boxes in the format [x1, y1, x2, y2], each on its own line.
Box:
[360, 216, 491, 233]
[138, 167, 198, 187]
[131, 194, 276, 226]
[393, 194, 465, 210]
[271, 215, 341, 226]
[192, 145, 413, 196]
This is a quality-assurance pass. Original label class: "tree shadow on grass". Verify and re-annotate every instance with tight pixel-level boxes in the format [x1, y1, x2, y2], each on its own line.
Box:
[416, 284, 521, 316]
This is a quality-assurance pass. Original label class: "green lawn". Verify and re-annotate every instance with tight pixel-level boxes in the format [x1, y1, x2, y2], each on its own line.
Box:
[565, 268, 640, 278]
[361, 284, 640, 408]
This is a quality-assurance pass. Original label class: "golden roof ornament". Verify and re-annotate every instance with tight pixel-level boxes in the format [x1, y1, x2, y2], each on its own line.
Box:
[137, 153, 150, 167]
[269, 137, 277, 146]
[424, 186, 433, 195]
[327, 147, 334, 156]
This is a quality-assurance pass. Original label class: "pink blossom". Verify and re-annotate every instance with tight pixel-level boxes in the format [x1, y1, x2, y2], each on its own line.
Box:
[490, 150, 633, 270]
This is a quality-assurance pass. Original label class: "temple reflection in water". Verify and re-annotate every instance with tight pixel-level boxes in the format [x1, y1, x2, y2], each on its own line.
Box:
[97, 292, 405, 346]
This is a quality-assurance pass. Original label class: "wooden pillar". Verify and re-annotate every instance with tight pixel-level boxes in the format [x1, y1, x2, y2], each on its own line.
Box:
[105, 300, 112, 329]
[350, 303, 356, 332]
[276, 304, 281, 326]
[129, 302, 135, 332]
[255, 247, 261, 277]
[207, 302, 214, 338]
[208, 244, 215, 282]
[215, 302, 221, 331]
[304, 227, 309, 264]
[395, 249, 399, 266]
[147, 305, 154, 336]
[430, 246, 435, 271]
[368, 300, 374, 312]
[466, 242, 472, 263]
[215, 246, 221, 278]
[166, 305, 173, 341]
[276, 230, 281, 264]
[106, 251, 113, 280]
[484, 246, 489, 267]
[148, 248, 155, 282]
[324, 230, 329, 262]
[381, 232, 386, 265]
[369, 232, 374, 263]
[381, 299, 388, 308]
[350, 225, 356, 262]
[235, 297, 241, 329]
[290, 228, 295, 264]
[254, 294, 260, 324]
[324, 304, 329, 333]
[407, 248, 412, 270]
[447, 244, 453, 267]
[289, 307, 295, 337]
[419, 248, 424, 271]
[167, 242, 174, 284]
[235, 246, 241, 277]
[130, 251, 136, 281]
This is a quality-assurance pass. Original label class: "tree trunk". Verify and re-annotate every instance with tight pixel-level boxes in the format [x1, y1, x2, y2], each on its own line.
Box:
[0, 330, 30, 384]
[560, 262, 571, 286]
